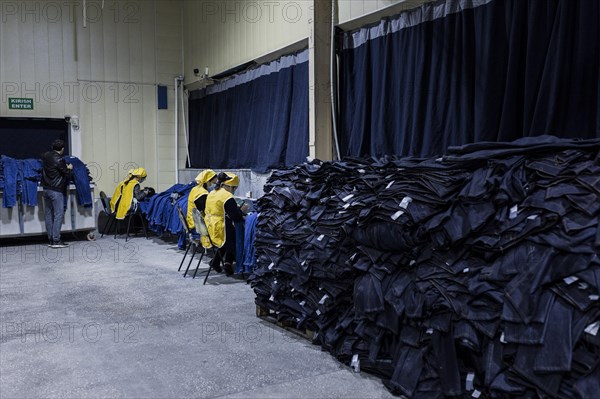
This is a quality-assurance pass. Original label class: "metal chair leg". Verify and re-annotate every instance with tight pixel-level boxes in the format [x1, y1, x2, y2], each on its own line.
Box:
[125, 213, 134, 242]
[178, 243, 191, 272]
[101, 214, 115, 238]
[193, 250, 206, 279]
[183, 243, 199, 278]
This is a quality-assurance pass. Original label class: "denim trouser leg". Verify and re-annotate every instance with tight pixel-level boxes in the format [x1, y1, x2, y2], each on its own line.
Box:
[44, 190, 64, 243]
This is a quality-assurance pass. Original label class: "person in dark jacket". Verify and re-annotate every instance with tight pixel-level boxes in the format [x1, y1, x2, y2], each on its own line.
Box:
[41, 139, 73, 248]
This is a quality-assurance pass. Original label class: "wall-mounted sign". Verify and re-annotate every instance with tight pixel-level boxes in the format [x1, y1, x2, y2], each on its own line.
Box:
[8, 98, 34, 110]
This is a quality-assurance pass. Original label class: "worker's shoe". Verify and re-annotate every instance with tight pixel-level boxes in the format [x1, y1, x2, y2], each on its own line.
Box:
[51, 241, 69, 248]
[210, 259, 222, 273]
[223, 262, 234, 276]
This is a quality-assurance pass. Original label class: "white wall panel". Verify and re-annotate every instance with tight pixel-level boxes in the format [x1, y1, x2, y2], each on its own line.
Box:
[0, 0, 184, 195]
[182, 0, 310, 86]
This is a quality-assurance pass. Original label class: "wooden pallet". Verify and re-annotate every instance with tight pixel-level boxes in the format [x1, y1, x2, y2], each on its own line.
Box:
[256, 305, 316, 341]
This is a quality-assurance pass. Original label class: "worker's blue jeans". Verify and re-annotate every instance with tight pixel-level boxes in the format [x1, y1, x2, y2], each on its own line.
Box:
[44, 190, 65, 243]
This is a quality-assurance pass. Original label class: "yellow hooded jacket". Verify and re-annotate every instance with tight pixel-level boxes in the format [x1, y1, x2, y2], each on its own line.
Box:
[113, 168, 147, 220]
[186, 169, 216, 229]
[204, 188, 234, 248]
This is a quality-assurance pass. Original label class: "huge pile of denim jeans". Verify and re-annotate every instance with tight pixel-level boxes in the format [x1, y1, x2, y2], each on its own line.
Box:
[251, 136, 600, 398]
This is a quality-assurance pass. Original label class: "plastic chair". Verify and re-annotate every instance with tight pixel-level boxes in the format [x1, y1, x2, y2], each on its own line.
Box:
[177, 205, 201, 276]
[190, 208, 227, 284]
[123, 202, 148, 242]
[99, 191, 116, 238]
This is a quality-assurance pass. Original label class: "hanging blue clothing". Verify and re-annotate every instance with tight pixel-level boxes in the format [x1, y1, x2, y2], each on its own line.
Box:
[1, 155, 19, 208]
[20, 159, 42, 207]
[242, 212, 259, 273]
[64, 156, 93, 207]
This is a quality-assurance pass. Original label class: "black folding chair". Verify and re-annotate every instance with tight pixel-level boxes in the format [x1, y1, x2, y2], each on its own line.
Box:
[99, 191, 117, 238]
[123, 204, 148, 242]
[190, 208, 228, 284]
[177, 206, 201, 276]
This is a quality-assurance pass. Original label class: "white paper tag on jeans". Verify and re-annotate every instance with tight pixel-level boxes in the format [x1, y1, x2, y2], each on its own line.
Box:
[500, 332, 507, 343]
[315, 309, 321, 316]
[358, 169, 365, 174]
[319, 295, 329, 305]
[386, 181, 395, 190]
[466, 372, 475, 391]
[391, 210, 404, 221]
[317, 234, 325, 242]
[299, 301, 306, 306]
[472, 390, 481, 398]
[343, 203, 351, 209]
[342, 194, 354, 202]
[301, 260, 306, 266]
[399, 197, 413, 209]
[269, 295, 275, 302]
[509, 205, 519, 219]
[563, 276, 579, 285]
[584, 321, 599, 336]
[268, 262, 274, 270]
[589, 295, 599, 301]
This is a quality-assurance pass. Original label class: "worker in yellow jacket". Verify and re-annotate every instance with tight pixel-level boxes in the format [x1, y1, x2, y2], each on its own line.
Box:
[185, 169, 217, 248]
[204, 173, 249, 275]
[186, 169, 217, 229]
[110, 167, 149, 220]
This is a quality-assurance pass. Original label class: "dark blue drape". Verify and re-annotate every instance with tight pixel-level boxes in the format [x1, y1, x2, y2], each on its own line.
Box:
[339, 0, 600, 158]
[188, 51, 309, 172]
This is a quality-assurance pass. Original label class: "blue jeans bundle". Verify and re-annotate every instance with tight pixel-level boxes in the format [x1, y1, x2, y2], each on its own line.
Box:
[250, 135, 600, 398]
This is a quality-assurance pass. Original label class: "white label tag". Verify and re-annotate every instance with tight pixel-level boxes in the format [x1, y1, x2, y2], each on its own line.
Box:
[301, 260, 306, 266]
[317, 234, 325, 242]
[500, 332, 507, 343]
[509, 205, 519, 219]
[315, 310, 321, 316]
[269, 295, 275, 302]
[268, 262, 274, 270]
[276, 244, 281, 248]
[563, 276, 579, 285]
[391, 210, 404, 221]
[343, 203, 351, 209]
[472, 390, 481, 398]
[386, 181, 395, 190]
[426, 328, 433, 335]
[527, 214, 539, 220]
[584, 321, 599, 336]
[409, 260, 416, 266]
[299, 301, 306, 306]
[578, 282, 589, 290]
[319, 295, 329, 305]
[463, 268, 470, 273]
[399, 197, 413, 209]
[466, 372, 475, 391]
[342, 194, 354, 202]
[358, 169, 365, 174]
[273, 280, 277, 285]
[589, 295, 599, 301]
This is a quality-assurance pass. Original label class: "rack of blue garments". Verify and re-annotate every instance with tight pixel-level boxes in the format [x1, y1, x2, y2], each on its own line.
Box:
[0, 154, 95, 239]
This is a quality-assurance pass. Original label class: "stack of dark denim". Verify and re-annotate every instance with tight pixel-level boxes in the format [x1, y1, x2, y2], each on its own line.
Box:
[251, 136, 600, 398]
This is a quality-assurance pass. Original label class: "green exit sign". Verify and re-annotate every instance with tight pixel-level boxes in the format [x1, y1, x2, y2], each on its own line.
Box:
[8, 98, 34, 110]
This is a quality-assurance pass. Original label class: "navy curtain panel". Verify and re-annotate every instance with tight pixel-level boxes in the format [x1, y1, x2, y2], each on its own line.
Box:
[188, 50, 309, 172]
[338, 0, 600, 158]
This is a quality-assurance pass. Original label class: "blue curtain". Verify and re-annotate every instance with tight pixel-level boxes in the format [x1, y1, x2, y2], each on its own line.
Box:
[188, 50, 309, 172]
[338, 0, 600, 158]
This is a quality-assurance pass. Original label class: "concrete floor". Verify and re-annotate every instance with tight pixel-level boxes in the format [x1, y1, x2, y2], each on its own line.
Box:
[0, 236, 394, 399]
